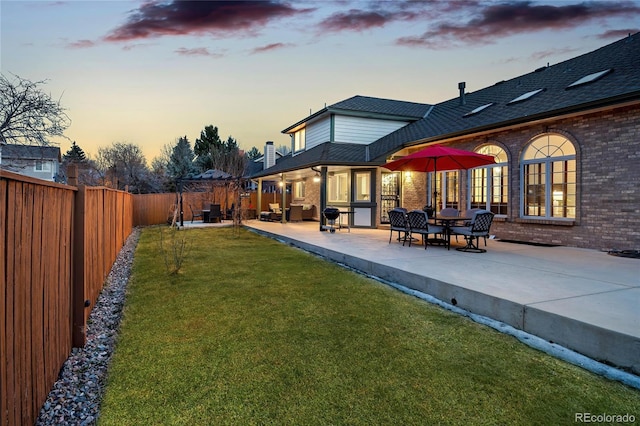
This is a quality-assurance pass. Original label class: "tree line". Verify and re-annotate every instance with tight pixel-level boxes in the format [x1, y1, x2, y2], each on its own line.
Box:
[1, 72, 290, 193]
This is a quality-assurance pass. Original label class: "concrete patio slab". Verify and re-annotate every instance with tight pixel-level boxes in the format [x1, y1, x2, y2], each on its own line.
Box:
[240, 220, 639, 378]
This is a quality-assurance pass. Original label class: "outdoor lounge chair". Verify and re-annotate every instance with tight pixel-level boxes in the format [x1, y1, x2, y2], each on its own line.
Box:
[267, 203, 283, 221]
[189, 204, 203, 223]
[450, 210, 494, 253]
[388, 208, 410, 245]
[407, 210, 445, 249]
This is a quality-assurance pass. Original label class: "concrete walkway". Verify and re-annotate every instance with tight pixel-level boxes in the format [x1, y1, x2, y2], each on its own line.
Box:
[236, 219, 639, 378]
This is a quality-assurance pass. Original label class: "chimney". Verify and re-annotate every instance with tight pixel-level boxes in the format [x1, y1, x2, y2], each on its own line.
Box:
[458, 82, 466, 105]
[264, 141, 275, 170]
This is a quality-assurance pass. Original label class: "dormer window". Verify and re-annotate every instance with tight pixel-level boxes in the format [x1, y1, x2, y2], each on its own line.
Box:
[463, 103, 494, 117]
[294, 128, 306, 152]
[566, 68, 612, 89]
[508, 88, 544, 104]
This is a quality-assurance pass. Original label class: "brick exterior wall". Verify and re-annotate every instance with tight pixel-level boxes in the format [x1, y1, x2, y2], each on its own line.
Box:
[399, 104, 640, 250]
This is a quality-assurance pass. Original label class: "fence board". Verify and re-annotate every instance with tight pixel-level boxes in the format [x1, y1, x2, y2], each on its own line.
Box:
[30, 184, 46, 419]
[0, 178, 7, 425]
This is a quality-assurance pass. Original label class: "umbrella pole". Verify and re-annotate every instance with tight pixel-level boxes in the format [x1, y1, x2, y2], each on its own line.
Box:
[433, 158, 437, 219]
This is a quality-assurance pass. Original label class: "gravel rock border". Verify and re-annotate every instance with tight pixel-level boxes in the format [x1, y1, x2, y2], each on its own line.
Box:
[36, 228, 141, 426]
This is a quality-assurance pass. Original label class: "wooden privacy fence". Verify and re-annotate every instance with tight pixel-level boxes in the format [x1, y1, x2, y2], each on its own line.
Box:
[0, 170, 132, 426]
[133, 189, 259, 226]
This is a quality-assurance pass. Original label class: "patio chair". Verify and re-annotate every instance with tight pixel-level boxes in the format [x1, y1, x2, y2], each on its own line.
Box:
[450, 210, 494, 253]
[189, 204, 203, 223]
[210, 204, 222, 223]
[439, 207, 459, 217]
[388, 208, 410, 246]
[407, 210, 445, 250]
[458, 208, 484, 244]
[268, 203, 283, 221]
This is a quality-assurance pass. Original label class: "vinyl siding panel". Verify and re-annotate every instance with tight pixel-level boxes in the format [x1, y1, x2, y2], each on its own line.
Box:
[334, 116, 409, 145]
[306, 118, 331, 149]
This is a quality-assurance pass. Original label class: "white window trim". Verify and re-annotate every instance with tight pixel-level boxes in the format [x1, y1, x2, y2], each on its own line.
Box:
[520, 154, 575, 220]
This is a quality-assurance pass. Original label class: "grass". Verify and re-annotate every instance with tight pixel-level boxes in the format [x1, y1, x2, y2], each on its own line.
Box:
[98, 227, 640, 425]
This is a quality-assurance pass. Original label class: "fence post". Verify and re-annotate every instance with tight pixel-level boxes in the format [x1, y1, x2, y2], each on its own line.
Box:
[72, 185, 87, 347]
[67, 163, 78, 186]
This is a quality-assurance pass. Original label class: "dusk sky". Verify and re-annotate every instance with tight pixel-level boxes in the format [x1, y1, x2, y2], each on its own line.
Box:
[2, 0, 639, 163]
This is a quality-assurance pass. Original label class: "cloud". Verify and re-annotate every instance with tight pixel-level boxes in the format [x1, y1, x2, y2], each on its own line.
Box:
[396, 1, 640, 48]
[596, 28, 640, 39]
[316, 1, 448, 33]
[175, 47, 224, 58]
[530, 46, 579, 61]
[67, 39, 96, 49]
[104, 0, 315, 42]
[318, 9, 398, 32]
[250, 42, 294, 54]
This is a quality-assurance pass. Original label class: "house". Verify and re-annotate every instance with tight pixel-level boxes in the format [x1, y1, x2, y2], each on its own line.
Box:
[252, 33, 640, 250]
[0, 144, 61, 182]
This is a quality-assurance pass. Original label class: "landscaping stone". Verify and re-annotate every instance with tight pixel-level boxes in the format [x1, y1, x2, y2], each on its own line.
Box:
[36, 228, 140, 426]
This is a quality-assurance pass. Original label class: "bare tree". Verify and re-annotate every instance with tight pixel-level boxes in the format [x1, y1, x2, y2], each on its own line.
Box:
[96, 142, 150, 193]
[0, 73, 71, 145]
[210, 138, 248, 228]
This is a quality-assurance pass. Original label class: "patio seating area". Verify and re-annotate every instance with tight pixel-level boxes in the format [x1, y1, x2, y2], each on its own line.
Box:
[243, 219, 640, 379]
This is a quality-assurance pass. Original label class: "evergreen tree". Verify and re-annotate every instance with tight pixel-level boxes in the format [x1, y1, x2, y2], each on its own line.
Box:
[168, 136, 194, 179]
[246, 146, 261, 160]
[63, 141, 87, 162]
[194, 125, 222, 172]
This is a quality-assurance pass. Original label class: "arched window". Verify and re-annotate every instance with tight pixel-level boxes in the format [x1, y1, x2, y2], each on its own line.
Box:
[469, 145, 508, 215]
[521, 134, 576, 219]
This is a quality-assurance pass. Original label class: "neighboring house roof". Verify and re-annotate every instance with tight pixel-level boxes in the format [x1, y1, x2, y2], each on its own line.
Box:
[1, 144, 62, 162]
[281, 95, 432, 133]
[369, 32, 640, 161]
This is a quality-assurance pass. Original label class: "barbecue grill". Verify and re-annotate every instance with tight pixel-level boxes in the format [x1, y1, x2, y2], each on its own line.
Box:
[323, 207, 340, 233]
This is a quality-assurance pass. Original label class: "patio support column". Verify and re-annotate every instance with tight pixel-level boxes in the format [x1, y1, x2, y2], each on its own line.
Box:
[257, 179, 262, 215]
[280, 173, 287, 223]
[319, 166, 327, 231]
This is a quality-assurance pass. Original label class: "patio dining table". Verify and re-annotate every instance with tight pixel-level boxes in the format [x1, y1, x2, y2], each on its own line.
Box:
[430, 215, 471, 250]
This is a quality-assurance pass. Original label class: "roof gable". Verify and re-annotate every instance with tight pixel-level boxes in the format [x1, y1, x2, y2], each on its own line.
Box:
[282, 95, 432, 133]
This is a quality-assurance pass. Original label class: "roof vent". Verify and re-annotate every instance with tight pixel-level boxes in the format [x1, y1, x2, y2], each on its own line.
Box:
[458, 82, 466, 105]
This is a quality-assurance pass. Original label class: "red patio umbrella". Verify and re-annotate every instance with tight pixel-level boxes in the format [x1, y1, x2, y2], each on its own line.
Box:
[383, 144, 495, 215]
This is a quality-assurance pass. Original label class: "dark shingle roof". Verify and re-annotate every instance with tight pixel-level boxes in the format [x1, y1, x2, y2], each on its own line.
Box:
[369, 33, 640, 161]
[281, 95, 431, 133]
[329, 95, 432, 118]
[1, 144, 61, 161]
[251, 142, 368, 178]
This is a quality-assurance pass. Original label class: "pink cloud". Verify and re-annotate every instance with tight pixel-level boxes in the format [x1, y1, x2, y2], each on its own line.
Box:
[250, 42, 294, 54]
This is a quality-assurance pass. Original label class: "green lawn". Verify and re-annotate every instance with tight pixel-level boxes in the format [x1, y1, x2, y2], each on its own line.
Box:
[98, 227, 639, 425]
